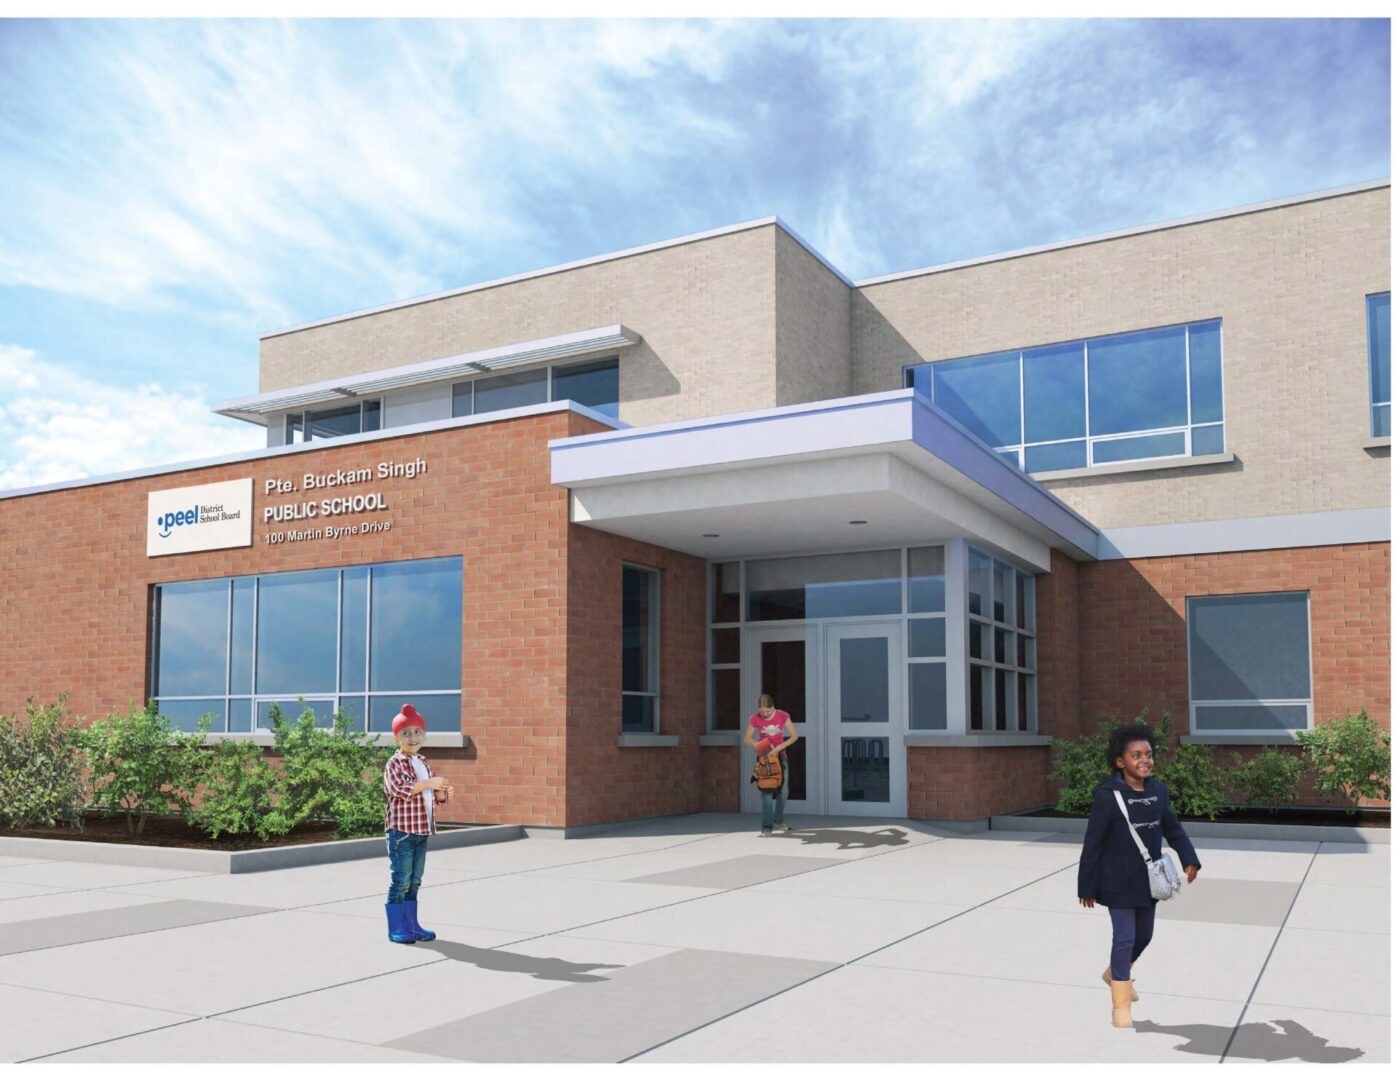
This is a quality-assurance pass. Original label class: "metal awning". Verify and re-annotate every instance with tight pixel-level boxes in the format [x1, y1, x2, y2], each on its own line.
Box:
[212, 324, 639, 424]
[549, 389, 1102, 568]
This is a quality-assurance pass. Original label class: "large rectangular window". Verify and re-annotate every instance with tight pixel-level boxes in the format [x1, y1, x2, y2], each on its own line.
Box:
[622, 565, 660, 733]
[453, 356, 620, 420]
[152, 557, 462, 733]
[1188, 592, 1311, 734]
[966, 547, 1036, 732]
[283, 399, 381, 444]
[1368, 293, 1391, 438]
[905, 320, 1224, 471]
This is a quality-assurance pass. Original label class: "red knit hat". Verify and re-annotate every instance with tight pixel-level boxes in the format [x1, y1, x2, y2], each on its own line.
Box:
[392, 703, 427, 736]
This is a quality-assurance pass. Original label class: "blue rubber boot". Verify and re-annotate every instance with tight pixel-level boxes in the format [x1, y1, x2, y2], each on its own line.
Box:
[403, 899, 436, 941]
[385, 902, 416, 944]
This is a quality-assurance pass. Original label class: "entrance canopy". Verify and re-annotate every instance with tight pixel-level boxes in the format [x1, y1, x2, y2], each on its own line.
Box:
[550, 390, 1100, 570]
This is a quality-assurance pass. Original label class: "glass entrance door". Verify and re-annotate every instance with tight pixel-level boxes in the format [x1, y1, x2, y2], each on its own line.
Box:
[742, 625, 820, 815]
[824, 621, 906, 817]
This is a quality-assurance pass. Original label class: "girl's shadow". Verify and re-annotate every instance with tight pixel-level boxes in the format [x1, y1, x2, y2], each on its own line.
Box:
[419, 940, 624, 983]
[1135, 1019, 1364, 1062]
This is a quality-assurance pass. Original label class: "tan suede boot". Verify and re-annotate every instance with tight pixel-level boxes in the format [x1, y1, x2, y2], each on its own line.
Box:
[1110, 980, 1135, 1028]
[1102, 965, 1138, 1001]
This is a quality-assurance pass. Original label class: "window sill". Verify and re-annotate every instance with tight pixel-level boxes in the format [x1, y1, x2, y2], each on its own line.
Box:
[196, 733, 470, 748]
[1362, 436, 1390, 451]
[904, 734, 1052, 748]
[1181, 733, 1301, 746]
[617, 734, 679, 748]
[1032, 452, 1235, 482]
[699, 732, 742, 746]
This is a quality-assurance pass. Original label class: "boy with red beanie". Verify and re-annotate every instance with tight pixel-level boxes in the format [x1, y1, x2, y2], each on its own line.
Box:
[383, 703, 452, 944]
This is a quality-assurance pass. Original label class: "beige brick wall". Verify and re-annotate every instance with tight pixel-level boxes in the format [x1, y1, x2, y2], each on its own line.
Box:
[853, 187, 1391, 528]
[774, 228, 852, 405]
[260, 226, 781, 428]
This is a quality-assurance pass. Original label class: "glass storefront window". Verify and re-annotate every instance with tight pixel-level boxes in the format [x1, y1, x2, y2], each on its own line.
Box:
[153, 579, 229, 698]
[908, 546, 945, 612]
[256, 569, 339, 695]
[153, 557, 464, 734]
[370, 559, 462, 691]
[747, 550, 901, 621]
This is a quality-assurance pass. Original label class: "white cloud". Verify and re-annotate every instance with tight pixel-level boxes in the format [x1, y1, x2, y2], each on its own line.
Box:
[0, 20, 757, 328]
[0, 343, 265, 491]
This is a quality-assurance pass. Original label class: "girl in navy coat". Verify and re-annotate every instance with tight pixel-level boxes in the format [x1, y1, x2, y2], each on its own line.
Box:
[1078, 722, 1201, 1028]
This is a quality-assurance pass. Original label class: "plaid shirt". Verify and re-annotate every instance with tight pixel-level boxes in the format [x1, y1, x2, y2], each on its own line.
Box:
[383, 751, 443, 835]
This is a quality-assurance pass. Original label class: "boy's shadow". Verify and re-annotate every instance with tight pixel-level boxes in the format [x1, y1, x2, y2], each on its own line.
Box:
[420, 940, 625, 983]
[1135, 1019, 1365, 1062]
[780, 827, 910, 851]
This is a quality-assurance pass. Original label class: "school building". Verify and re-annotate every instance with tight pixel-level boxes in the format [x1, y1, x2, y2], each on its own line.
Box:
[0, 179, 1389, 830]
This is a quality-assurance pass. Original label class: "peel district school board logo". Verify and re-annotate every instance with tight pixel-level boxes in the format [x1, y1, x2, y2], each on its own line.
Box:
[147, 478, 254, 557]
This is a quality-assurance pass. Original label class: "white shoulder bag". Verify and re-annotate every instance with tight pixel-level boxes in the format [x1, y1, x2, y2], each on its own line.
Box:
[1113, 789, 1183, 902]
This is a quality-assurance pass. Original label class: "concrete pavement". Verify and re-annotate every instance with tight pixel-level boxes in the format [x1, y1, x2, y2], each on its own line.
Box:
[0, 815, 1387, 1063]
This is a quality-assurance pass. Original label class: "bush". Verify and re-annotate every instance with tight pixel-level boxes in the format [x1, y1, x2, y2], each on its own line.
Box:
[0, 696, 89, 830]
[1228, 747, 1306, 812]
[1048, 719, 1116, 815]
[260, 704, 391, 840]
[1050, 709, 1227, 820]
[1295, 708, 1391, 814]
[187, 738, 280, 840]
[78, 702, 210, 835]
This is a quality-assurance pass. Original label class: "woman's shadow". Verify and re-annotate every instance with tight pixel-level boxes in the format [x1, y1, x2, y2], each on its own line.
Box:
[1134, 1019, 1365, 1062]
[419, 940, 624, 983]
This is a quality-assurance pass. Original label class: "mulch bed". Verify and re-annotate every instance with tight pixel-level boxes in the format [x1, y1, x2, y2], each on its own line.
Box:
[1028, 807, 1390, 829]
[0, 812, 375, 851]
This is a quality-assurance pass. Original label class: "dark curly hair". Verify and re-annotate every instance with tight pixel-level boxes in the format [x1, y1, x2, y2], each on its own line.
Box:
[1106, 723, 1155, 770]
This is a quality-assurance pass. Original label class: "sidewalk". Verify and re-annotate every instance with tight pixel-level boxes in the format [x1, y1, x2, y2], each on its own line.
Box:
[0, 815, 1388, 1063]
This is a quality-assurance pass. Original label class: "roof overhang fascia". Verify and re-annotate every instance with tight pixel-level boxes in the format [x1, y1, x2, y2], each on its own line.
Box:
[549, 390, 1102, 562]
[212, 324, 639, 423]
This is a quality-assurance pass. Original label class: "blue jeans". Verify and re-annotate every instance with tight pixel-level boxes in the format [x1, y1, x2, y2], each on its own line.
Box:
[1107, 904, 1156, 980]
[386, 829, 429, 903]
[760, 757, 788, 830]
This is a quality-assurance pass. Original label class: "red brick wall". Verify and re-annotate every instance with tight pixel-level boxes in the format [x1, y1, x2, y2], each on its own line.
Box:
[0, 411, 696, 829]
[701, 745, 741, 812]
[1035, 548, 1081, 740]
[563, 460, 709, 827]
[1071, 542, 1390, 810]
[1077, 544, 1390, 737]
[908, 745, 1053, 819]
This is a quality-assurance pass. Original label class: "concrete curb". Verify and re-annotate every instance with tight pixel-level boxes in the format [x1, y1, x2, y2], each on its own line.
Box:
[0, 824, 525, 874]
[991, 814, 1392, 845]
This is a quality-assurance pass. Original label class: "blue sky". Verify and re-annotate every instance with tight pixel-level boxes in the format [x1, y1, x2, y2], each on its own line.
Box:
[0, 17, 1389, 488]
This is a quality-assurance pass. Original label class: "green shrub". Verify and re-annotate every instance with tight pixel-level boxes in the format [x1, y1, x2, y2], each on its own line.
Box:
[1228, 747, 1306, 812]
[187, 738, 280, 840]
[0, 695, 89, 830]
[1048, 719, 1116, 815]
[1295, 708, 1391, 814]
[77, 702, 210, 835]
[1153, 739, 1226, 820]
[260, 704, 391, 840]
[1050, 709, 1226, 820]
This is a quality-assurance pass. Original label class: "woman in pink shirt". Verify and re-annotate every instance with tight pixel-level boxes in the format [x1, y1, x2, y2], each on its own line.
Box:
[743, 693, 798, 836]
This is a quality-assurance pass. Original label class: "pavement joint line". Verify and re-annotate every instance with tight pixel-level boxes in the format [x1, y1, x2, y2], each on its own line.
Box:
[0, 904, 281, 958]
[1218, 844, 1321, 1064]
[18, 1018, 207, 1064]
[0, 826, 991, 1062]
[491, 832, 954, 950]
[206, 955, 454, 1020]
[285, 828, 837, 915]
[69, 827, 955, 1042]
[620, 857, 1078, 1062]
